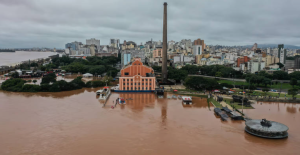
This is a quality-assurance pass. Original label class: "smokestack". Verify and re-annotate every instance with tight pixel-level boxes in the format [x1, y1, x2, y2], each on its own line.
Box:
[162, 2, 168, 83]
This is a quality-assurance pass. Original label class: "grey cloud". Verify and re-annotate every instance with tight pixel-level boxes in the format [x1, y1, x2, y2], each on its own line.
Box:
[0, 0, 300, 48]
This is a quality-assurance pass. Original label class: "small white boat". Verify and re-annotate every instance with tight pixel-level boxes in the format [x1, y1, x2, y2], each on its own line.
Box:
[167, 96, 171, 99]
[172, 95, 177, 99]
[119, 97, 126, 104]
[178, 95, 182, 99]
[97, 86, 111, 101]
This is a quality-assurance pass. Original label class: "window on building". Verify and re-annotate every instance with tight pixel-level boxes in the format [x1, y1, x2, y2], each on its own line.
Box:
[123, 79, 125, 81]
[131, 79, 133, 81]
[123, 83, 125, 85]
[127, 87, 129, 90]
[146, 79, 148, 81]
[127, 83, 129, 85]
[142, 79, 144, 81]
[149, 87, 151, 90]
[138, 83, 140, 85]
[125, 72, 129, 75]
[142, 83, 144, 85]
[138, 73, 140, 75]
[135, 87, 137, 90]
[131, 87, 133, 90]
[146, 87, 147, 90]
[123, 88, 125, 90]
[127, 79, 129, 81]
[146, 83, 148, 85]
[131, 83, 133, 85]
[135, 83, 136, 85]
[150, 79, 152, 81]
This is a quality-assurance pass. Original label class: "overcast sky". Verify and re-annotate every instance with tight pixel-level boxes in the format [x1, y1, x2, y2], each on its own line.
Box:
[0, 0, 300, 48]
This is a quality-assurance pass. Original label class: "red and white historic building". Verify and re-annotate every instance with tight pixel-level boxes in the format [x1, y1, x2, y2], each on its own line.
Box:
[119, 59, 156, 92]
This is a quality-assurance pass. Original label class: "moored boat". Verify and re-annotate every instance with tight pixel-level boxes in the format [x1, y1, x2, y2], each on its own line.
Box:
[97, 87, 111, 101]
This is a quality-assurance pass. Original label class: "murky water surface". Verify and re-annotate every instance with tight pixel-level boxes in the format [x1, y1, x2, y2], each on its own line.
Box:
[0, 51, 56, 66]
[0, 90, 299, 155]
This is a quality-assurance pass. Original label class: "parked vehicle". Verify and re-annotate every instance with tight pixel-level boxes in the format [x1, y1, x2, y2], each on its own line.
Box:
[270, 89, 277, 92]
[228, 91, 234, 94]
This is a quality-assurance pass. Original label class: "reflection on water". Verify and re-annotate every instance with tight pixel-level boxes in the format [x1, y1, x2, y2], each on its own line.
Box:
[287, 106, 297, 113]
[0, 90, 299, 155]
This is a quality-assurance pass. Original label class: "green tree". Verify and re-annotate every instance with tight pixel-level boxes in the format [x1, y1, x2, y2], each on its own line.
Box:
[290, 78, 298, 88]
[21, 84, 41, 92]
[215, 72, 223, 77]
[258, 71, 273, 79]
[88, 65, 106, 75]
[168, 68, 188, 82]
[11, 72, 19, 78]
[262, 88, 270, 96]
[262, 78, 271, 87]
[181, 65, 200, 74]
[33, 80, 37, 84]
[1, 78, 26, 92]
[288, 88, 298, 99]
[30, 62, 38, 67]
[273, 71, 289, 80]
[289, 71, 300, 80]
[70, 76, 85, 89]
[40, 66, 46, 71]
[41, 73, 56, 84]
[249, 84, 257, 92]
[152, 66, 162, 72]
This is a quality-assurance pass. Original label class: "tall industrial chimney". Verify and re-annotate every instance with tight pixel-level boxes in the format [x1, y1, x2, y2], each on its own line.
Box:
[162, 2, 168, 83]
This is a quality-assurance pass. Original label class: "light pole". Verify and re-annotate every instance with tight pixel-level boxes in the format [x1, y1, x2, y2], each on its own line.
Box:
[242, 85, 245, 113]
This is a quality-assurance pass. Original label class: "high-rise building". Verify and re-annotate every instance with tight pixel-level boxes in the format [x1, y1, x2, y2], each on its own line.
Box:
[194, 39, 205, 51]
[237, 56, 250, 67]
[267, 48, 271, 54]
[193, 45, 202, 55]
[121, 52, 131, 67]
[110, 39, 120, 48]
[251, 43, 258, 51]
[86, 38, 100, 50]
[278, 44, 284, 58]
[294, 56, 300, 70]
[279, 49, 287, 64]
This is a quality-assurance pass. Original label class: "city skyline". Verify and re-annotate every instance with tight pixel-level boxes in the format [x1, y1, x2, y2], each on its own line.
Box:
[1, 0, 300, 48]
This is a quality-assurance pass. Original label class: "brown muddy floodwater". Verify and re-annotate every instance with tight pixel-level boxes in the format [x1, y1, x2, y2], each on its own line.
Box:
[0, 89, 299, 155]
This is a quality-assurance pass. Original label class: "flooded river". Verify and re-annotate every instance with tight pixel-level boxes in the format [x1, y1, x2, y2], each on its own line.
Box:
[0, 51, 56, 66]
[0, 89, 299, 155]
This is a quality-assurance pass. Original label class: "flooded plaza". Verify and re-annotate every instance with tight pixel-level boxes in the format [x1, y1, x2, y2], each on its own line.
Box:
[0, 89, 299, 155]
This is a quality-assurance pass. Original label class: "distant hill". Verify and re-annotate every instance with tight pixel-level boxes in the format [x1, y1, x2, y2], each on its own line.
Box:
[243, 44, 300, 49]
